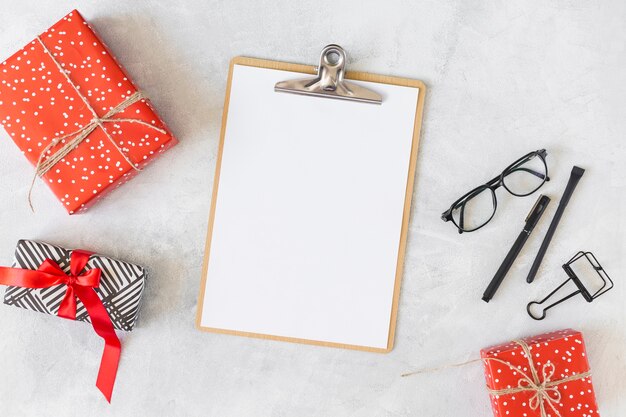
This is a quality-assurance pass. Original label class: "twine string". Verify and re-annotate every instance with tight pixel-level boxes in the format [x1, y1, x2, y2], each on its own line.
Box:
[401, 358, 482, 377]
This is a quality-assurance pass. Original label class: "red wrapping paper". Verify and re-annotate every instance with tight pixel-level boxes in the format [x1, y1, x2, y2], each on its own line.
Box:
[481, 329, 599, 417]
[0, 9, 176, 213]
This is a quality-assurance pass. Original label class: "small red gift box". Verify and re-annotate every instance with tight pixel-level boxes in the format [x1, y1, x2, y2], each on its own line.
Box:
[481, 329, 599, 417]
[0, 9, 177, 213]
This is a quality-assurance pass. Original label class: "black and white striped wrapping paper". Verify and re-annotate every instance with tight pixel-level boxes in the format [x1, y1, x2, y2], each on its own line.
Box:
[3, 240, 146, 331]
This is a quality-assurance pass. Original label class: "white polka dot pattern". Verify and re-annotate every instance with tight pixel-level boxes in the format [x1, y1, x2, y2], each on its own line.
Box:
[480, 329, 600, 417]
[0, 9, 177, 214]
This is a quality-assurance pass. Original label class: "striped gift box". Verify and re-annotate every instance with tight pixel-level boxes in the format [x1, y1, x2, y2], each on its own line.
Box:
[3, 240, 146, 331]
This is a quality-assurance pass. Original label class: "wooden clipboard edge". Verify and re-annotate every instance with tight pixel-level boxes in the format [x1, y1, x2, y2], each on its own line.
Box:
[195, 56, 427, 354]
[385, 68, 426, 352]
[197, 326, 389, 353]
[195, 57, 237, 338]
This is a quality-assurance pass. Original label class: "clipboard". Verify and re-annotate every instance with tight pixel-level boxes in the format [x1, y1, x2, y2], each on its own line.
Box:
[196, 45, 426, 352]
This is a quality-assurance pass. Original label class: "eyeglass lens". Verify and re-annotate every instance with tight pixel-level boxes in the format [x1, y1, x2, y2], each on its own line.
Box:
[502, 153, 547, 196]
[451, 187, 496, 232]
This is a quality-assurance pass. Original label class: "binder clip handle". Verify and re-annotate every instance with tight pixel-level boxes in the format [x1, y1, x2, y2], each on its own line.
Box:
[527, 278, 581, 320]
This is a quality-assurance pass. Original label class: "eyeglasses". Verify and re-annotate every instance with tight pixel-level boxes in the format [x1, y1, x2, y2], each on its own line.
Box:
[441, 149, 550, 234]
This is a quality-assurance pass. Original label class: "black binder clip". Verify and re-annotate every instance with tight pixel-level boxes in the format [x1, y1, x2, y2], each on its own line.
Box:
[527, 251, 613, 320]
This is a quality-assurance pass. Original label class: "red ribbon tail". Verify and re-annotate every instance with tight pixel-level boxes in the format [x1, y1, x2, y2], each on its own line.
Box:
[74, 286, 121, 403]
[57, 286, 77, 320]
[97, 338, 122, 402]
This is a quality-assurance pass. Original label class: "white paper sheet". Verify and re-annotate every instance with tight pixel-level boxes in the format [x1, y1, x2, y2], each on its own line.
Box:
[199, 64, 420, 349]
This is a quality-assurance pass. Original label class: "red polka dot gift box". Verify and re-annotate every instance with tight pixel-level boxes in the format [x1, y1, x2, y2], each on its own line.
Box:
[480, 329, 599, 417]
[0, 9, 177, 214]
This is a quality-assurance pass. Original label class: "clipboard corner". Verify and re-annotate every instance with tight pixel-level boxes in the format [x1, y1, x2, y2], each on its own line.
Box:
[194, 316, 204, 331]
[230, 55, 248, 66]
[384, 340, 395, 354]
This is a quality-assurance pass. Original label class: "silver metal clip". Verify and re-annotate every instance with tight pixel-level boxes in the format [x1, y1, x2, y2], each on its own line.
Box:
[274, 44, 382, 104]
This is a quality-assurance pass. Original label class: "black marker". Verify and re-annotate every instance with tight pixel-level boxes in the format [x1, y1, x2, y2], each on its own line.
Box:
[482, 195, 551, 302]
[526, 166, 585, 283]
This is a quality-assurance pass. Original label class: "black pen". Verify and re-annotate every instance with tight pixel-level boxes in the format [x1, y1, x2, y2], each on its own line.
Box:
[526, 166, 585, 283]
[482, 195, 551, 303]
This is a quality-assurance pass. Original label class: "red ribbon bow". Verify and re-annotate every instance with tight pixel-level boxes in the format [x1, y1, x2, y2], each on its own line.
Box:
[0, 250, 121, 402]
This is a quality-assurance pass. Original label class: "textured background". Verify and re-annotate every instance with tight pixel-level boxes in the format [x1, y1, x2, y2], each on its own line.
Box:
[0, 1, 624, 416]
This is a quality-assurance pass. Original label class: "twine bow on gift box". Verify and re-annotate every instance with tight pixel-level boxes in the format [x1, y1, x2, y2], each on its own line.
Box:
[0, 250, 121, 402]
[28, 36, 167, 209]
[485, 339, 592, 417]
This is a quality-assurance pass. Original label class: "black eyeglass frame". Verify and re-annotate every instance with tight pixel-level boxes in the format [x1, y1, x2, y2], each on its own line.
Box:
[441, 149, 550, 234]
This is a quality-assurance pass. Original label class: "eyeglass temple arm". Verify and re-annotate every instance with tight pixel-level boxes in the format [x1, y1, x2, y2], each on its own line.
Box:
[508, 167, 550, 181]
[485, 174, 501, 187]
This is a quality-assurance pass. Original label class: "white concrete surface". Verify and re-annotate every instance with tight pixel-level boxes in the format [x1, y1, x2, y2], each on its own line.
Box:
[0, 1, 624, 416]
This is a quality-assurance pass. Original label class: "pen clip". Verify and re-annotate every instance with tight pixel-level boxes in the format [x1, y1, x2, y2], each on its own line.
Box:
[526, 194, 548, 222]
[524, 194, 550, 233]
